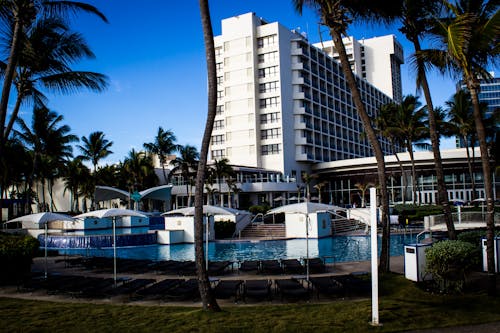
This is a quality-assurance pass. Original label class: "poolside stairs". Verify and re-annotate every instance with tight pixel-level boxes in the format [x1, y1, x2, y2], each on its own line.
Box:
[238, 224, 286, 239]
[331, 218, 366, 235]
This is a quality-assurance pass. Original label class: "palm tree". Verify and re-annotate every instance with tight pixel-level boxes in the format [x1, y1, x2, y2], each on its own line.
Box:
[143, 127, 178, 184]
[420, 0, 498, 294]
[1, 17, 108, 140]
[77, 131, 113, 172]
[313, 180, 328, 203]
[375, 103, 408, 204]
[15, 105, 77, 211]
[62, 157, 90, 213]
[195, 0, 221, 311]
[389, 95, 428, 204]
[169, 145, 199, 207]
[121, 149, 157, 193]
[354, 182, 376, 208]
[0, 0, 107, 155]
[293, 0, 401, 272]
[210, 158, 234, 206]
[446, 89, 477, 199]
[399, 0, 457, 239]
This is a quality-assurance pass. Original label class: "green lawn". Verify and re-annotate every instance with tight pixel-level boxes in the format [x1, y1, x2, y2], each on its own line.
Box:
[1, 274, 499, 333]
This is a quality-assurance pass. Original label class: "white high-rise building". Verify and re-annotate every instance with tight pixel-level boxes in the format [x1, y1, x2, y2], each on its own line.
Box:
[210, 13, 402, 180]
[315, 35, 404, 102]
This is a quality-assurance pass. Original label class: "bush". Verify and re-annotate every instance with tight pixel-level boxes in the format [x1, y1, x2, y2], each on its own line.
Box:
[248, 204, 270, 215]
[457, 230, 486, 247]
[394, 204, 443, 223]
[0, 233, 39, 284]
[425, 240, 478, 293]
[214, 220, 235, 239]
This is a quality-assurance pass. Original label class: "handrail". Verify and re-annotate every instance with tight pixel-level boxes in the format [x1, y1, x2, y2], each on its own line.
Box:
[416, 230, 431, 244]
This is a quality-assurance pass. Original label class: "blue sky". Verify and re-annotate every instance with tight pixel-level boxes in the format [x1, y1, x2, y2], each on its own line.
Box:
[15, 0, 464, 165]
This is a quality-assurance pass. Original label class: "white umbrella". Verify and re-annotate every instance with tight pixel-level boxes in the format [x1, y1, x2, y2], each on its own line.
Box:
[268, 202, 342, 281]
[75, 209, 146, 286]
[473, 198, 486, 218]
[8, 212, 75, 278]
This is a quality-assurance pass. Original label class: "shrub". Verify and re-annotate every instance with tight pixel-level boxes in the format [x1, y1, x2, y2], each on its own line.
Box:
[248, 204, 270, 215]
[214, 220, 235, 239]
[425, 240, 478, 293]
[457, 230, 486, 247]
[0, 234, 39, 284]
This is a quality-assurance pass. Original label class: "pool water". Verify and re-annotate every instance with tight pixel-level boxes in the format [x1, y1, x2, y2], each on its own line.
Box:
[57, 233, 417, 263]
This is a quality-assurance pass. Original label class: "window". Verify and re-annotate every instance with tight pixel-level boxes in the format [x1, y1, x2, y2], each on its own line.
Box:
[217, 76, 223, 85]
[261, 128, 281, 139]
[259, 97, 279, 108]
[217, 90, 224, 98]
[214, 120, 224, 130]
[216, 105, 224, 115]
[261, 144, 281, 155]
[260, 112, 280, 124]
[211, 134, 224, 145]
[259, 81, 279, 93]
[258, 51, 278, 63]
[257, 35, 277, 48]
[211, 149, 225, 159]
[216, 62, 223, 71]
[258, 66, 278, 78]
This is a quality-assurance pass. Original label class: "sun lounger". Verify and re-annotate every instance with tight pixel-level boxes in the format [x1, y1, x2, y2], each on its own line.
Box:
[304, 257, 326, 273]
[334, 274, 371, 297]
[208, 261, 232, 276]
[176, 261, 197, 276]
[163, 279, 200, 301]
[78, 278, 115, 298]
[105, 278, 155, 297]
[214, 280, 243, 301]
[261, 260, 283, 275]
[275, 279, 309, 301]
[281, 259, 304, 274]
[243, 279, 272, 301]
[135, 278, 183, 299]
[309, 276, 345, 299]
[239, 260, 260, 273]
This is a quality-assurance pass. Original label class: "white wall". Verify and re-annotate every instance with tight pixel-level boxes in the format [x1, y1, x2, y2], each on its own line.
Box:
[164, 215, 215, 243]
[285, 212, 331, 238]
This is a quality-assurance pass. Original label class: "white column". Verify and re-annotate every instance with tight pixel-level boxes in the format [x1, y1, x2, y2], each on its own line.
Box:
[370, 187, 380, 326]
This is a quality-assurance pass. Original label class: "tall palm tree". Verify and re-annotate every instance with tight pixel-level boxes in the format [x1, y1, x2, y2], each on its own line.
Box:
[77, 131, 113, 172]
[420, 0, 498, 294]
[0, 0, 107, 155]
[195, 0, 220, 311]
[399, 0, 457, 239]
[121, 149, 157, 193]
[169, 144, 199, 207]
[15, 105, 77, 211]
[62, 157, 90, 212]
[446, 89, 477, 199]
[389, 95, 428, 204]
[210, 158, 234, 206]
[375, 103, 408, 204]
[293, 0, 401, 272]
[143, 127, 178, 184]
[1, 17, 108, 140]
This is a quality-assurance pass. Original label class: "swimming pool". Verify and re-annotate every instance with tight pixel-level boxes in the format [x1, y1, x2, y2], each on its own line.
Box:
[56, 233, 417, 263]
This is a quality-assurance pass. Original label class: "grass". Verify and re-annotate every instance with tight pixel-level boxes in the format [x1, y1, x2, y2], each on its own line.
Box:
[1, 274, 500, 332]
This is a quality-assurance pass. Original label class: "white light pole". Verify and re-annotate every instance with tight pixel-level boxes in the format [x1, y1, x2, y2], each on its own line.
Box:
[44, 222, 48, 279]
[113, 217, 117, 287]
[305, 213, 309, 281]
[205, 215, 210, 270]
[370, 187, 380, 326]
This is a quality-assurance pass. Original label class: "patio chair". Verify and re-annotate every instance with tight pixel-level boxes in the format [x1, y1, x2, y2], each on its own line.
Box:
[261, 260, 283, 275]
[239, 260, 261, 273]
[275, 278, 309, 301]
[243, 279, 272, 301]
[309, 276, 345, 299]
[163, 279, 200, 301]
[213, 279, 243, 301]
[304, 257, 326, 273]
[208, 261, 232, 276]
[281, 259, 304, 274]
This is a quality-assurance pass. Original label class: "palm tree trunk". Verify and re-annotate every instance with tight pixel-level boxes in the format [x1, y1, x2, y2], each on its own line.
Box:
[413, 38, 456, 239]
[4, 93, 24, 139]
[393, 149, 406, 204]
[0, 20, 22, 153]
[407, 143, 418, 205]
[463, 137, 476, 201]
[468, 78, 495, 296]
[329, 28, 391, 272]
[195, 0, 220, 311]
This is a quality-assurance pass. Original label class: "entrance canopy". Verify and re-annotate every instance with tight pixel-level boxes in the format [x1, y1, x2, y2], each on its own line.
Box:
[94, 185, 172, 203]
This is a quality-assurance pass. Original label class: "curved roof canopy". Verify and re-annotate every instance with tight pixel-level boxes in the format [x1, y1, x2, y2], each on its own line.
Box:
[94, 185, 172, 202]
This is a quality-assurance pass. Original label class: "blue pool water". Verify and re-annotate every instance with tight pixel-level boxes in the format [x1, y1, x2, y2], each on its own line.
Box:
[56, 233, 417, 263]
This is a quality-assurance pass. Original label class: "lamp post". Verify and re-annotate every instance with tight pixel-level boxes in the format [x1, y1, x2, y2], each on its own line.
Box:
[113, 216, 117, 287]
[305, 213, 310, 281]
[44, 222, 48, 279]
[370, 187, 380, 326]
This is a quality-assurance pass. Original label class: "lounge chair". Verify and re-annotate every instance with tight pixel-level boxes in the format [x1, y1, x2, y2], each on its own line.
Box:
[163, 279, 200, 301]
[304, 257, 326, 273]
[135, 278, 183, 299]
[261, 260, 283, 275]
[243, 279, 272, 301]
[208, 261, 232, 276]
[176, 261, 197, 276]
[334, 274, 371, 297]
[309, 276, 345, 299]
[105, 278, 156, 297]
[275, 279, 309, 301]
[213, 279, 243, 301]
[281, 259, 304, 274]
[238, 260, 260, 273]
